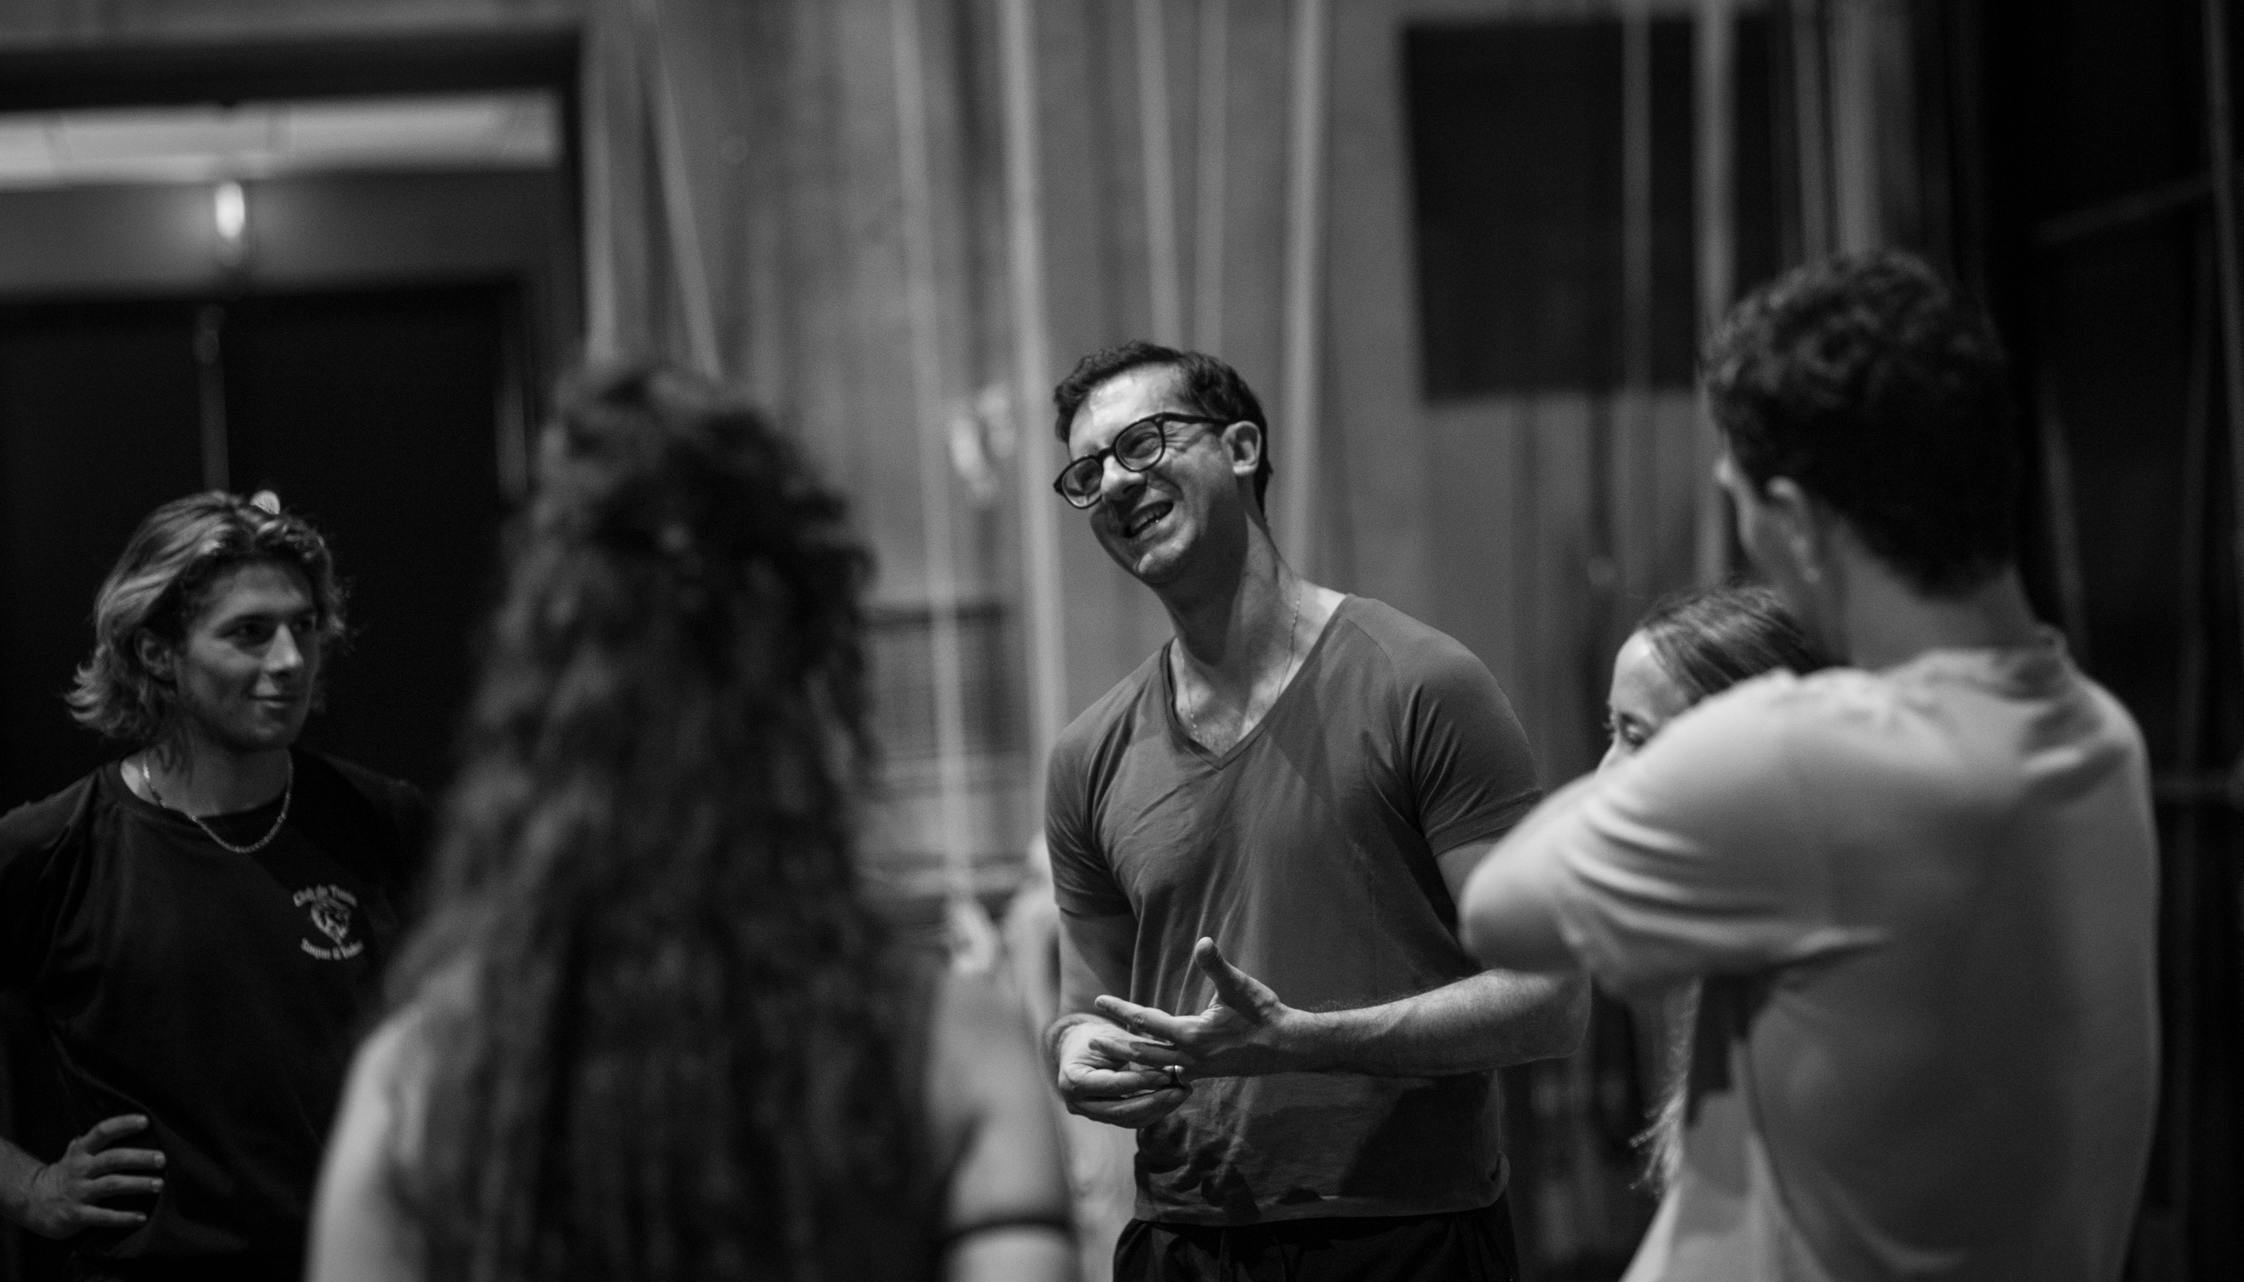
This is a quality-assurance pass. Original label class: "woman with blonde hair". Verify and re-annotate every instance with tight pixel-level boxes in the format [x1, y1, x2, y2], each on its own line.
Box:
[1600, 582, 1825, 1190]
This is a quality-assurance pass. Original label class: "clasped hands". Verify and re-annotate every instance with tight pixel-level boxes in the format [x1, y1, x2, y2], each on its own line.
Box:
[1054, 937, 1295, 1128]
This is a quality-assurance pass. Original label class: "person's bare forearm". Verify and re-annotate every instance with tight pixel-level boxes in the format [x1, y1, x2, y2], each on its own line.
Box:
[1279, 969, 1588, 1077]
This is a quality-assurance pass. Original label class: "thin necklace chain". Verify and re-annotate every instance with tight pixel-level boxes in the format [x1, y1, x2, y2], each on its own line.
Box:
[1180, 577, 1302, 745]
[137, 755, 295, 855]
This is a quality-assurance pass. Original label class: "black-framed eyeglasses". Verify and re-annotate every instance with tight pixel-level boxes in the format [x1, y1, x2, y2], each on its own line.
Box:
[1052, 412, 1228, 508]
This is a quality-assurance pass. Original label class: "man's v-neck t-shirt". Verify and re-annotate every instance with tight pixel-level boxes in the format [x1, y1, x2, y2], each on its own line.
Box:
[1047, 595, 1540, 1224]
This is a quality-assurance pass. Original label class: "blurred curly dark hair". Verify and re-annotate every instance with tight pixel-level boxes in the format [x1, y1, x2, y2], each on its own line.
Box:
[1702, 250, 2018, 595]
[393, 364, 936, 1281]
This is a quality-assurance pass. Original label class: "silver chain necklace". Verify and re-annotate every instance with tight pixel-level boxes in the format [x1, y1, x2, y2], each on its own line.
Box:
[137, 756, 295, 855]
[1179, 578, 1302, 745]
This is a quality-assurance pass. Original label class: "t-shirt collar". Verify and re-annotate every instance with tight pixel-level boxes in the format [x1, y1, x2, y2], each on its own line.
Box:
[1882, 624, 2070, 697]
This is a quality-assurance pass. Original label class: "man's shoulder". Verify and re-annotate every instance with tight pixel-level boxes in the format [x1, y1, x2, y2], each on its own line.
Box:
[1052, 648, 1167, 761]
[1329, 597, 1485, 675]
[1324, 597, 1508, 713]
[1656, 667, 1969, 800]
[1661, 668, 1853, 758]
[0, 766, 110, 860]
[1331, 595, 1457, 645]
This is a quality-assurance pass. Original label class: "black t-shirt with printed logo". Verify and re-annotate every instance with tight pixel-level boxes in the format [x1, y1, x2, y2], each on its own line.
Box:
[0, 750, 425, 1280]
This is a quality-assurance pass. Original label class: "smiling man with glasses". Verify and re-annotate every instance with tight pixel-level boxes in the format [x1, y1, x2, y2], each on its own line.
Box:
[1040, 340, 1585, 1282]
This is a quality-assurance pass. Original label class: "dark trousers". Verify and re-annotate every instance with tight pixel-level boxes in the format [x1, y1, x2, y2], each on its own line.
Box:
[1114, 1195, 1519, 1282]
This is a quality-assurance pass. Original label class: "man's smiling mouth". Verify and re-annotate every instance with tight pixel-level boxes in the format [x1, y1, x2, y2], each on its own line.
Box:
[1121, 502, 1173, 539]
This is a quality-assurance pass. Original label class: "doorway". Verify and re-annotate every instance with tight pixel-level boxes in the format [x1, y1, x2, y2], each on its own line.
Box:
[0, 282, 522, 807]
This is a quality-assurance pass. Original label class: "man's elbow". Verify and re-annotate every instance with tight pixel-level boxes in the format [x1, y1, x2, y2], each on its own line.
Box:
[1459, 900, 1565, 974]
[1457, 860, 1494, 956]
[1490, 972, 1590, 1066]
[1458, 859, 1575, 975]
[1457, 854, 1541, 969]
[1458, 902, 1505, 968]
[1529, 975, 1592, 1061]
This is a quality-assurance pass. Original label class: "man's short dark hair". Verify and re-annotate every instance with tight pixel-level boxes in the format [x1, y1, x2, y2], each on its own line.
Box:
[1052, 341, 1273, 509]
[1702, 250, 2018, 595]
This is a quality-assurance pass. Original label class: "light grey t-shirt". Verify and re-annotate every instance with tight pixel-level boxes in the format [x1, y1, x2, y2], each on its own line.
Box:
[1505, 631, 2156, 1281]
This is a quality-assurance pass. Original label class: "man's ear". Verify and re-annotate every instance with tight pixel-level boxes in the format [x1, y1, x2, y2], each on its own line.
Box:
[1763, 477, 1829, 585]
[134, 630, 176, 683]
[1221, 420, 1263, 481]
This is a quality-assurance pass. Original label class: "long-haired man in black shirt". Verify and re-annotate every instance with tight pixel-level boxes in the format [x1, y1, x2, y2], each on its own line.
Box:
[0, 490, 423, 1281]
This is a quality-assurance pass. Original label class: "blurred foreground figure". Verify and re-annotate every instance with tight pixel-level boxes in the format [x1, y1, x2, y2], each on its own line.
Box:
[0, 492, 425, 1280]
[1462, 251, 2158, 1281]
[309, 366, 1075, 1282]
[1045, 342, 1584, 1281]
[1000, 837, 1137, 1282]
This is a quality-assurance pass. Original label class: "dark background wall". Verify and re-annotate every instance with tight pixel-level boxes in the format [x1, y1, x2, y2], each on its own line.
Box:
[0, 283, 521, 807]
[0, 25, 580, 1280]
[1969, 0, 2243, 1275]
[0, 31, 579, 806]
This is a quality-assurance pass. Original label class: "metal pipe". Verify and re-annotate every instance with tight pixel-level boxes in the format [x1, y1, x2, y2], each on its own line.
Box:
[2206, 0, 2244, 663]
[582, 8, 623, 362]
[998, 0, 1069, 787]
[1790, 0, 1832, 259]
[639, 0, 721, 376]
[1825, 0, 1881, 252]
[892, 0, 977, 907]
[1608, 4, 1652, 621]
[1278, 0, 1331, 574]
[1137, 0, 1182, 345]
[1694, 0, 1738, 583]
[193, 303, 230, 493]
[1622, 5, 1654, 393]
[1192, 0, 1231, 351]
